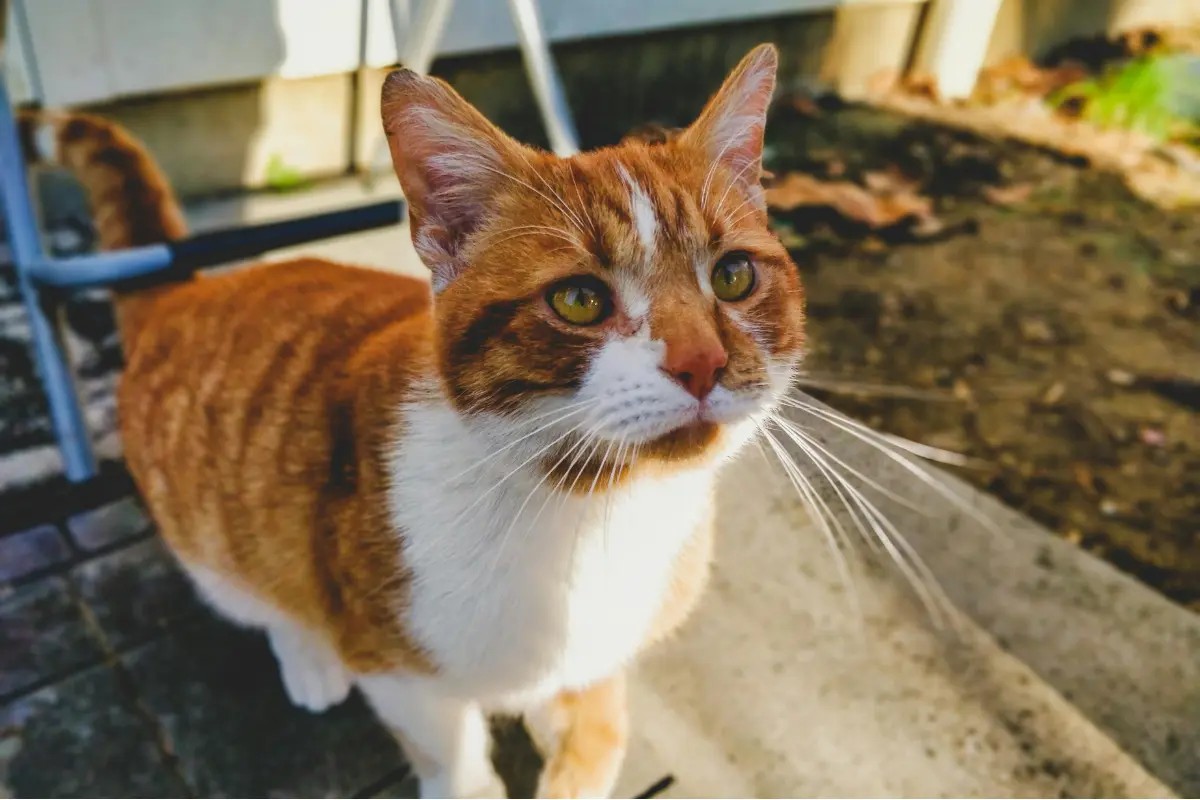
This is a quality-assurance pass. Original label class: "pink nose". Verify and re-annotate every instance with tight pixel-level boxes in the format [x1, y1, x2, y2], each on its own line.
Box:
[662, 340, 728, 401]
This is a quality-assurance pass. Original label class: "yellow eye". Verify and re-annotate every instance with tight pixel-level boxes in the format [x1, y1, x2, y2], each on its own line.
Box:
[548, 278, 611, 325]
[711, 252, 756, 301]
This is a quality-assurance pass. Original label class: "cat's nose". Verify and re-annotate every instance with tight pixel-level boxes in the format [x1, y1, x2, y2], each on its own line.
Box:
[662, 339, 728, 401]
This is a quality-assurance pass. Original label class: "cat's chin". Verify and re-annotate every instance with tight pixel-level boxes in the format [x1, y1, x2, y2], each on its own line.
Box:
[639, 420, 724, 462]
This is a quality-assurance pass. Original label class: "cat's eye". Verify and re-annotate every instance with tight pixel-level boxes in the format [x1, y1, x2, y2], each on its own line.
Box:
[547, 277, 611, 326]
[711, 252, 756, 302]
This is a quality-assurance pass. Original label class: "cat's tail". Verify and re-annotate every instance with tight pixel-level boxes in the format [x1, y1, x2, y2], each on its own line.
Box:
[18, 109, 190, 341]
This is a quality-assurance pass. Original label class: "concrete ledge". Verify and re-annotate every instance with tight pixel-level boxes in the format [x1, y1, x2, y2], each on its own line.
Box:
[773, 398, 1200, 795]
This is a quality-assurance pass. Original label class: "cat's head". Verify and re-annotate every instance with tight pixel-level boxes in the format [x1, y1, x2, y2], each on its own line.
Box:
[382, 44, 803, 475]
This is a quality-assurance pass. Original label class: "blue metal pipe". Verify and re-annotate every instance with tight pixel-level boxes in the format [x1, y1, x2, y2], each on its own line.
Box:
[0, 71, 97, 480]
[29, 245, 173, 289]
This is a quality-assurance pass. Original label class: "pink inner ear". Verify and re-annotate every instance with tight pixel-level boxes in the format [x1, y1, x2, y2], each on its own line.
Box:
[687, 46, 778, 189]
[390, 104, 506, 236]
[382, 71, 523, 288]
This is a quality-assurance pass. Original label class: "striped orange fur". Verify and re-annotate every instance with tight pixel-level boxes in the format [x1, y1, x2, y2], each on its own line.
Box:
[22, 44, 805, 798]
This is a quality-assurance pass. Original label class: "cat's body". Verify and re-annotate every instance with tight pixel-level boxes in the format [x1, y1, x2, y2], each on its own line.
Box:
[23, 44, 804, 798]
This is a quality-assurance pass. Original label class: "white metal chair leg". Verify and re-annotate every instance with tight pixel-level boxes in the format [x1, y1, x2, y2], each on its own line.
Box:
[397, 0, 456, 76]
[506, 0, 579, 156]
[366, 0, 579, 178]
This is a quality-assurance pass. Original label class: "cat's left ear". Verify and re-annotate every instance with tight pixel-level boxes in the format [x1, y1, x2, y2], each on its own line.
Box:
[681, 44, 778, 205]
[381, 69, 528, 291]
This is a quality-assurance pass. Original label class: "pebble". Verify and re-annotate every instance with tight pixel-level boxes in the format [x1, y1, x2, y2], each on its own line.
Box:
[1041, 382, 1066, 405]
[1105, 368, 1137, 387]
[1018, 317, 1055, 344]
[1139, 427, 1166, 447]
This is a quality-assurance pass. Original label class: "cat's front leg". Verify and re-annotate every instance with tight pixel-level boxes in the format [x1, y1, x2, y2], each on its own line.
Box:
[357, 673, 506, 799]
[528, 673, 628, 799]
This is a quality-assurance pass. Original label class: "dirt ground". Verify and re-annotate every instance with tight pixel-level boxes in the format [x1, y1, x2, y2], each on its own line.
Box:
[762, 100, 1200, 609]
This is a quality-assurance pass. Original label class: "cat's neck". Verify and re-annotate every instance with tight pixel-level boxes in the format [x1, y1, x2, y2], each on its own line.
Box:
[383, 387, 719, 698]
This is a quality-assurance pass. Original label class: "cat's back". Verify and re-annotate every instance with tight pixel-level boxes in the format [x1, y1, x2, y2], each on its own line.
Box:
[120, 258, 433, 601]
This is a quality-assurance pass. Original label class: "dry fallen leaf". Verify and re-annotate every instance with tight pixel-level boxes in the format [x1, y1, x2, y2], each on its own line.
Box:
[1073, 463, 1096, 494]
[788, 94, 822, 116]
[862, 167, 921, 195]
[981, 182, 1035, 206]
[765, 171, 939, 232]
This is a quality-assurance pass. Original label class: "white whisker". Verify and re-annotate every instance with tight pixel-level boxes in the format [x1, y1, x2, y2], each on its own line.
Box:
[485, 427, 599, 578]
[769, 414, 960, 631]
[777, 394, 1006, 539]
[874, 432, 990, 469]
[446, 413, 594, 530]
[756, 422, 865, 630]
[446, 398, 602, 484]
[699, 118, 761, 212]
[471, 159, 588, 237]
[768, 416, 886, 560]
[477, 224, 584, 252]
[712, 154, 764, 222]
[793, 376, 959, 402]
[771, 416, 932, 516]
[515, 154, 592, 236]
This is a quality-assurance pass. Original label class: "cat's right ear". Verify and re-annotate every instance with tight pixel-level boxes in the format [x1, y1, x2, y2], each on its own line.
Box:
[381, 70, 524, 291]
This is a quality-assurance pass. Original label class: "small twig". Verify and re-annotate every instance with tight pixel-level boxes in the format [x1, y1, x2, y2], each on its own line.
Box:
[633, 774, 676, 798]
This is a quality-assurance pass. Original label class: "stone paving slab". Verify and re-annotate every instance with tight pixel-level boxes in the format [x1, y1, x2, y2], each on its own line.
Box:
[0, 525, 71, 585]
[66, 497, 153, 553]
[0, 577, 102, 699]
[0, 663, 186, 798]
[72, 537, 199, 650]
[122, 612, 407, 797]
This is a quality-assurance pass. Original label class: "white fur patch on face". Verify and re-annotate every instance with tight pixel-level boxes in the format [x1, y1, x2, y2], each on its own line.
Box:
[577, 335, 692, 444]
[571, 332, 780, 452]
[617, 163, 657, 266]
[613, 272, 651, 323]
[694, 256, 716, 302]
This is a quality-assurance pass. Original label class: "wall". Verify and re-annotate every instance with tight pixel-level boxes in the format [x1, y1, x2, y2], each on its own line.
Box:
[21, 0, 925, 107]
[16, 1, 928, 198]
[984, 0, 1200, 65]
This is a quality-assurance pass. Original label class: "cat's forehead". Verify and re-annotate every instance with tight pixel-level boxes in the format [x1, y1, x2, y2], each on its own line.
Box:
[554, 146, 732, 277]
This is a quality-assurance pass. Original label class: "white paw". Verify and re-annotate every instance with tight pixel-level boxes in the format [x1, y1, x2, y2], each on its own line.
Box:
[420, 767, 507, 799]
[268, 627, 352, 713]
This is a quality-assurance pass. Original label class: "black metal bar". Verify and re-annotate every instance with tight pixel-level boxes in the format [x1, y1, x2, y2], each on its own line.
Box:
[633, 774, 675, 798]
[169, 198, 406, 272]
[33, 199, 409, 293]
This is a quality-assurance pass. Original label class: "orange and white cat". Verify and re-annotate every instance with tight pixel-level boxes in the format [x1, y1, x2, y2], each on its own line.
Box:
[24, 44, 805, 798]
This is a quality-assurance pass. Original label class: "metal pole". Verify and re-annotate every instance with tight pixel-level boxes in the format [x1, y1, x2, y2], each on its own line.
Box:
[400, 0, 455, 75]
[365, 0, 457, 182]
[506, 0, 579, 156]
[0, 73, 97, 481]
[366, 0, 580, 181]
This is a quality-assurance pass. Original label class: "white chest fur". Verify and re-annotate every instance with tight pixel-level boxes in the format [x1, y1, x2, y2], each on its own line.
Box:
[387, 398, 715, 708]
